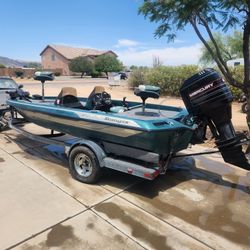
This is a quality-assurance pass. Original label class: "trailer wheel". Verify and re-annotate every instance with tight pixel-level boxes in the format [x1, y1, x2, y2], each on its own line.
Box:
[69, 146, 101, 184]
[241, 102, 247, 113]
[0, 111, 11, 131]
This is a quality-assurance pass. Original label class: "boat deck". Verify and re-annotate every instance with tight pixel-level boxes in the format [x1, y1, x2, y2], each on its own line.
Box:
[30, 99, 181, 120]
[117, 108, 180, 120]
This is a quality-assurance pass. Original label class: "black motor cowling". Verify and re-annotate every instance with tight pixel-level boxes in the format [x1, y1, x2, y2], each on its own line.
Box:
[180, 68, 250, 170]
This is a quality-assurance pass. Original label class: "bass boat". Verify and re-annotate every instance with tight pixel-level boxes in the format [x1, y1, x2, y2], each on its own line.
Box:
[7, 69, 250, 172]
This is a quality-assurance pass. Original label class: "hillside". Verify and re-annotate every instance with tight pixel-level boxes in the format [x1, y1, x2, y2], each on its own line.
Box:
[0, 56, 40, 68]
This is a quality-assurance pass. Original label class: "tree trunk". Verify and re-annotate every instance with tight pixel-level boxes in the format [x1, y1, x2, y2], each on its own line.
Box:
[241, 0, 250, 155]
[199, 14, 231, 75]
[243, 13, 250, 131]
[190, 17, 242, 89]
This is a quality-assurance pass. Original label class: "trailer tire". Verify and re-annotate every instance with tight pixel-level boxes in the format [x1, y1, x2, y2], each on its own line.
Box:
[69, 146, 101, 184]
[0, 111, 11, 131]
[241, 102, 247, 113]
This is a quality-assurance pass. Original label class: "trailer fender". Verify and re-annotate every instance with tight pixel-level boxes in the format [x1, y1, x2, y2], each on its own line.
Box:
[65, 139, 106, 167]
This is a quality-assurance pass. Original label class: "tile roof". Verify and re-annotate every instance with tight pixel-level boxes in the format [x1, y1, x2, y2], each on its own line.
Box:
[40, 44, 117, 59]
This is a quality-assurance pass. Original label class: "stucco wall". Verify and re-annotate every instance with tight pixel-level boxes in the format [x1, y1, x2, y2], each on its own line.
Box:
[41, 47, 70, 75]
[0, 68, 36, 78]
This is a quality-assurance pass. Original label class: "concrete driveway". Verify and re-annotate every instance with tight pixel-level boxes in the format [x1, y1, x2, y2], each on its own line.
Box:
[0, 125, 249, 250]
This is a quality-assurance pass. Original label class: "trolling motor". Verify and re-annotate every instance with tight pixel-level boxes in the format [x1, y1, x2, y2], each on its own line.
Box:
[7, 84, 30, 101]
[180, 68, 250, 170]
[33, 71, 54, 101]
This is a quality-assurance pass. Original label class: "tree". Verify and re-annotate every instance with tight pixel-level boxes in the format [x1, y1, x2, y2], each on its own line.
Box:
[139, 0, 250, 127]
[227, 30, 246, 58]
[0, 64, 6, 68]
[152, 55, 163, 68]
[26, 62, 42, 69]
[199, 31, 247, 65]
[69, 56, 94, 77]
[130, 65, 138, 70]
[94, 54, 123, 76]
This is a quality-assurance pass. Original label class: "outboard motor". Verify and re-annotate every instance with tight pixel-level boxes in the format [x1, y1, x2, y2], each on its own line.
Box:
[180, 68, 250, 170]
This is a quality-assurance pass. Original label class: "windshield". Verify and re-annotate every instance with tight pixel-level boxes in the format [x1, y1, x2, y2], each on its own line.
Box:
[0, 78, 18, 89]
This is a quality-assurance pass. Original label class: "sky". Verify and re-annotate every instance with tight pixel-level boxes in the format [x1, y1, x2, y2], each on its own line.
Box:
[0, 0, 205, 66]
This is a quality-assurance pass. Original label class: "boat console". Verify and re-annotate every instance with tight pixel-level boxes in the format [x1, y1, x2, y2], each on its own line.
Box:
[85, 86, 112, 111]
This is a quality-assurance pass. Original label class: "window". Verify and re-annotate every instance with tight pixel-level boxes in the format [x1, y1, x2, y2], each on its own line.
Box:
[51, 54, 56, 61]
[234, 62, 240, 66]
[0, 78, 18, 89]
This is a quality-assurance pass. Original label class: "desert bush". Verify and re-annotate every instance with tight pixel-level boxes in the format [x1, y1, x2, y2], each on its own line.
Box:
[230, 86, 243, 100]
[128, 69, 147, 88]
[228, 66, 244, 100]
[54, 72, 61, 76]
[91, 70, 101, 78]
[144, 65, 199, 96]
[129, 65, 245, 99]
[215, 66, 244, 100]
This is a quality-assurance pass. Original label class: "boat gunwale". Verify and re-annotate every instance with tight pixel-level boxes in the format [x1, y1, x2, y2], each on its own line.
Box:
[8, 99, 196, 132]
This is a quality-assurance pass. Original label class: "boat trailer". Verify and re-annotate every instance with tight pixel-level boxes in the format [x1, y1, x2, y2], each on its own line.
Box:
[9, 118, 166, 183]
[9, 118, 250, 184]
[7, 68, 250, 183]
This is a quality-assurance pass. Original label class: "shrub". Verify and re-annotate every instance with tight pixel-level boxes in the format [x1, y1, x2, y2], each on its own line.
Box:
[144, 65, 199, 96]
[228, 85, 243, 100]
[91, 70, 101, 78]
[229, 66, 244, 100]
[128, 69, 147, 88]
[0, 64, 6, 68]
[215, 66, 244, 100]
[54, 72, 61, 77]
[129, 65, 245, 99]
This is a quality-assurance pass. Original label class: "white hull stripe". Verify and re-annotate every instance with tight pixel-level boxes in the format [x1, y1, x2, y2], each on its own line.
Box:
[19, 109, 142, 137]
[11, 101, 141, 128]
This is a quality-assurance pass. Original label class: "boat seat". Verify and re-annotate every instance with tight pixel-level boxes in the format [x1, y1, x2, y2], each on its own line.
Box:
[134, 85, 160, 114]
[85, 86, 112, 111]
[33, 71, 54, 82]
[55, 87, 84, 109]
[134, 85, 160, 101]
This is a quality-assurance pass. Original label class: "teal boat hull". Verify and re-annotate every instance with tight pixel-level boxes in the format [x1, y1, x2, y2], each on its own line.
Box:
[8, 98, 196, 156]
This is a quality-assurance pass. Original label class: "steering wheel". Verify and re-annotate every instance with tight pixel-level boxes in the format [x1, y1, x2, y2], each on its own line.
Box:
[92, 91, 112, 111]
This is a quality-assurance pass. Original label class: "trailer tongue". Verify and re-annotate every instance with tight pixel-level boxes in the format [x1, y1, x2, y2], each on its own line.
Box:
[180, 68, 250, 170]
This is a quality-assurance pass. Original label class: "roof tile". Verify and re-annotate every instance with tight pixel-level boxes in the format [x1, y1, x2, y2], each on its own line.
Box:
[44, 44, 116, 59]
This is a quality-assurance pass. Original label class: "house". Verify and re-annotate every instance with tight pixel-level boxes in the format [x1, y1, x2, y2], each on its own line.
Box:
[40, 44, 117, 75]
